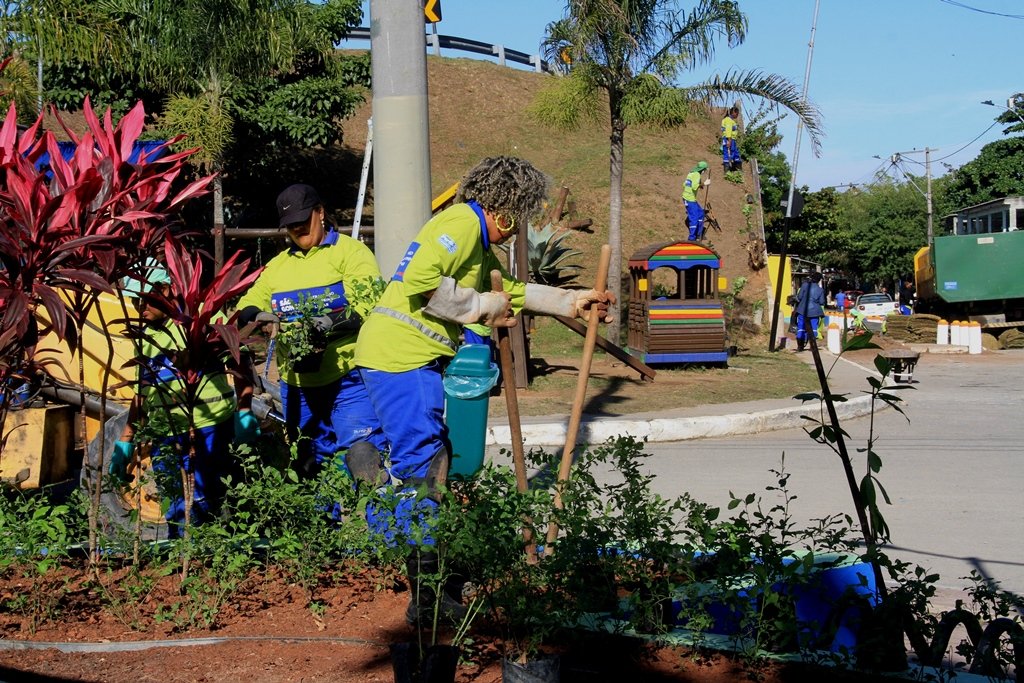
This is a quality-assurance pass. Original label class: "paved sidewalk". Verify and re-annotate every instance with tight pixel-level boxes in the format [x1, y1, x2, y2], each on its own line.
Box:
[485, 347, 894, 447]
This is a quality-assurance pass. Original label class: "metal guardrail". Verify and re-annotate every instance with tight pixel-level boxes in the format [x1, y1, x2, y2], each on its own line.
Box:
[345, 27, 553, 74]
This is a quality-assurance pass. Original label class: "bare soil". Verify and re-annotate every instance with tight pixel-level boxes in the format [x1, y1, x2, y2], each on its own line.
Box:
[0, 565, 897, 683]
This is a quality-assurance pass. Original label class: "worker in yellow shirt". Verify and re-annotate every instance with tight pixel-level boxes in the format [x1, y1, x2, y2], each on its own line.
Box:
[721, 106, 741, 172]
[682, 161, 710, 241]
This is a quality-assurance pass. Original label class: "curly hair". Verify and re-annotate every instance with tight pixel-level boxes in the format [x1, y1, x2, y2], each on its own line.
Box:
[456, 156, 550, 223]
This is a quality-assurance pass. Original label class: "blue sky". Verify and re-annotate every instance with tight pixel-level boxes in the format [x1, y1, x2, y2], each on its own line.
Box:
[350, 1, 1022, 191]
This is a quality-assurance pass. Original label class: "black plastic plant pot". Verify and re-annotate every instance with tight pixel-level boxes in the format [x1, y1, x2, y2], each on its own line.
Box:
[390, 642, 458, 683]
[502, 654, 561, 683]
[290, 348, 325, 374]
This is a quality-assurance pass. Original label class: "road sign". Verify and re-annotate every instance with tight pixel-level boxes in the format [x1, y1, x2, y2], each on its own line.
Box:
[424, 0, 441, 23]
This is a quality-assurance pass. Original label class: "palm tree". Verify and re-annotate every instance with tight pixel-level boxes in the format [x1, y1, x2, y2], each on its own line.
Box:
[536, 0, 823, 342]
[0, 54, 38, 118]
[1, 0, 126, 116]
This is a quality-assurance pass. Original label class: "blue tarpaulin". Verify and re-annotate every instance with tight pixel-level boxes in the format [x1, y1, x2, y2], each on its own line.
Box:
[33, 140, 168, 172]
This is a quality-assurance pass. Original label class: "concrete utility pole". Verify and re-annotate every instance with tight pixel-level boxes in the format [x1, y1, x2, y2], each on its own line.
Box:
[369, 0, 433, 278]
[925, 147, 933, 246]
[769, 0, 819, 352]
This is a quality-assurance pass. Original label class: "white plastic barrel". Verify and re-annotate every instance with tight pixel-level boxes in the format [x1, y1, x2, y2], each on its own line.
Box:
[936, 319, 948, 345]
[950, 320, 962, 346]
[827, 322, 841, 354]
[968, 321, 982, 355]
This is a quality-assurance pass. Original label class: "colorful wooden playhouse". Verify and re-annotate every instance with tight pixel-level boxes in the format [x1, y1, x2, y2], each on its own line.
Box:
[627, 241, 728, 365]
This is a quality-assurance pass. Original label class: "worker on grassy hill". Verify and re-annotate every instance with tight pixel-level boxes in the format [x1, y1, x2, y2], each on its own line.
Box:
[721, 106, 741, 172]
[351, 156, 614, 626]
[113, 263, 253, 537]
[682, 161, 710, 241]
[794, 272, 827, 352]
[236, 184, 388, 482]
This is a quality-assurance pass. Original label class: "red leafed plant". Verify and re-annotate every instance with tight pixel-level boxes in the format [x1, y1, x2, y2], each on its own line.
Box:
[0, 74, 218, 555]
[140, 234, 262, 392]
[0, 94, 214, 392]
[126, 235, 262, 547]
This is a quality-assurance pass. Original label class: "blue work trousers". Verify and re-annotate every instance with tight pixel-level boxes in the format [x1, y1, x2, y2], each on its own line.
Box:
[281, 369, 388, 473]
[685, 200, 705, 241]
[360, 362, 448, 546]
[152, 419, 233, 538]
[722, 138, 740, 165]
[795, 314, 821, 342]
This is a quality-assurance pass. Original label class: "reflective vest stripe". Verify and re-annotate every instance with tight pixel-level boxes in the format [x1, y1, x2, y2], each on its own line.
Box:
[373, 306, 458, 352]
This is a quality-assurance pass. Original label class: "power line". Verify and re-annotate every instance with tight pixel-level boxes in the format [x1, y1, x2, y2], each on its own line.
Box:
[937, 0, 1024, 19]
[874, 118, 1003, 176]
[930, 120, 1002, 162]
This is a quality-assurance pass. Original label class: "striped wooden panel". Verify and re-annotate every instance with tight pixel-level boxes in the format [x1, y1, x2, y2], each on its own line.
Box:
[648, 303, 725, 324]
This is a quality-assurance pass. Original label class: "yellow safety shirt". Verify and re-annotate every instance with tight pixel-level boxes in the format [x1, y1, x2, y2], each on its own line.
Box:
[721, 115, 739, 140]
[355, 202, 525, 373]
[237, 232, 382, 387]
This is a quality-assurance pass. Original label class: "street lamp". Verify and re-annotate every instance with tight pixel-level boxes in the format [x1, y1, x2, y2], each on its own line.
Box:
[981, 97, 1024, 125]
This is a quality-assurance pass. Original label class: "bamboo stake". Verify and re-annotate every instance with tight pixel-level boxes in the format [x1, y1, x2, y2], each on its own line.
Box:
[490, 271, 538, 564]
[544, 245, 611, 552]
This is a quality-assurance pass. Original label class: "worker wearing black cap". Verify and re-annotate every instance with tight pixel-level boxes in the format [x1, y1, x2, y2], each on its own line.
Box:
[236, 184, 387, 478]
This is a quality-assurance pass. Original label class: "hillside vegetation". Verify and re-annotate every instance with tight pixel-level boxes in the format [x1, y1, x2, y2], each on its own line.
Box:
[341, 55, 771, 317]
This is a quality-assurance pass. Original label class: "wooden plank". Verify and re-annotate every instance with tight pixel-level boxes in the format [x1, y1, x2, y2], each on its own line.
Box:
[649, 344, 725, 353]
[648, 334, 726, 349]
[649, 330, 725, 338]
[649, 329, 724, 335]
[510, 233, 530, 389]
[553, 315, 657, 381]
[651, 331, 724, 339]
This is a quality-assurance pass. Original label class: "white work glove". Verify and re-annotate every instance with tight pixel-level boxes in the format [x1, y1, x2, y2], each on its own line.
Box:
[572, 288, 614, 323]
[703, 179, 711, 187]
[478, 291, 516, 327]
[424, 277, 517, 327]
[524, 284, 614, 323]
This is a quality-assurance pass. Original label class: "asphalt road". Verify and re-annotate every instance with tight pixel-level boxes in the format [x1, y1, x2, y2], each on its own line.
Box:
[490, 350, 1024, 609]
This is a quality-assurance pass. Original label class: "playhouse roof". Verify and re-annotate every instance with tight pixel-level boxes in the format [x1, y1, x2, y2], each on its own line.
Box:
[628, 241, 720, 271]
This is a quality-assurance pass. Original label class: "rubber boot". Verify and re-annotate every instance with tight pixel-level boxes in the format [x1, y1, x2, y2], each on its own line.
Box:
[723, 161, 731, 174]
[345, 441, 387, 489]
[405, 550, 468, 627]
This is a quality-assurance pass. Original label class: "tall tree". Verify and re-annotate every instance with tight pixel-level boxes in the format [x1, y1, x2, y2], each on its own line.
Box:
[944, 93, 1024, 211]
[787, 186, 853, 270]
[0, 0, 125, 118]
[943, 138, 1024, 211]
[121, 0, 347, 234]
[535, 0, 822, 341]
[835, 178, 929, 287]
[32, 0, 365, 236]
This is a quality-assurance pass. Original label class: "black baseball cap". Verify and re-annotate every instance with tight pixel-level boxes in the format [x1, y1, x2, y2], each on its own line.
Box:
[276, 184, 321, 228]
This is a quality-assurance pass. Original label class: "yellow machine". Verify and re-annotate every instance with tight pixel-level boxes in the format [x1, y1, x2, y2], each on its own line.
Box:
[2, 291, 133, 488]
[0, 289, 168, 528]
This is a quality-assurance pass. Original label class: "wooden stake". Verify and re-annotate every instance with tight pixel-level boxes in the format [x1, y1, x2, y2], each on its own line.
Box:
[544, 245, 611, 552]
[491, 270, 538, 564]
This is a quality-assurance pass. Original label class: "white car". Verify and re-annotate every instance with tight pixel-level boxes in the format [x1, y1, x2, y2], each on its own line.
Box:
[854, 292, 899, 317]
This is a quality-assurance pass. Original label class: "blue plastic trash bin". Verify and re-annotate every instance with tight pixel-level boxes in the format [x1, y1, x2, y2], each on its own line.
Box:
[443, 344, 499, 478]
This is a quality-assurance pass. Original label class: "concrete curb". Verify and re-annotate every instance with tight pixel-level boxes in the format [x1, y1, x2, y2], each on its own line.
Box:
[486, 393, 880, 447]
